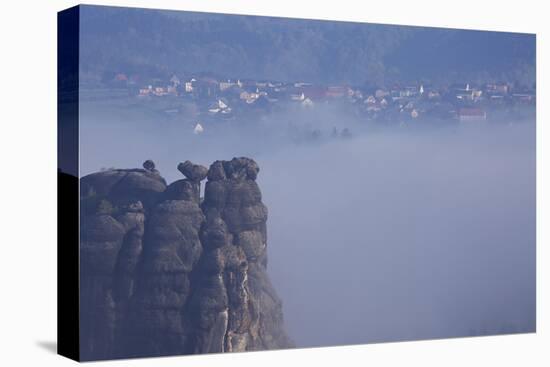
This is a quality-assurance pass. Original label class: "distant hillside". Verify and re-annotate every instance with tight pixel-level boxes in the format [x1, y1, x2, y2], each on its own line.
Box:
[385, 27, 535, 85]
[79, 5, 535, 86]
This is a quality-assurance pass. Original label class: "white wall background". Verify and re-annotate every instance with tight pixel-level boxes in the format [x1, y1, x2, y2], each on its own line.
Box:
[0, 0, 547, 366]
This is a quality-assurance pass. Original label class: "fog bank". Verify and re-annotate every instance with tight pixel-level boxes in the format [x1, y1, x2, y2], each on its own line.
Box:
[261, 126, 535, 346]
[80, 102, 536, 347]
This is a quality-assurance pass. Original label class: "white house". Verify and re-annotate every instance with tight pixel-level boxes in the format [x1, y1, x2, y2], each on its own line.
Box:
[193, 123, 204, 134]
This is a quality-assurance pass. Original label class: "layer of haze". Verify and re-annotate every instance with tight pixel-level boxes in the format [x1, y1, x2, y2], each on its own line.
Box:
[80, 102, 536, 347]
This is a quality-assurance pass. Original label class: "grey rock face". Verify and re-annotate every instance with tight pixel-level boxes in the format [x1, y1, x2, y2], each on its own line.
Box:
[80, 168, 165, 361]
[142, 159, 156, 172]
[79, 158, 292, 361]
[186, 158, 291, 353]
[178, 160, 208, 182]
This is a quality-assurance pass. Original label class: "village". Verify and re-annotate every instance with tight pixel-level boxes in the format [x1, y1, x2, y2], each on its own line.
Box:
[96, 72, 536, 132]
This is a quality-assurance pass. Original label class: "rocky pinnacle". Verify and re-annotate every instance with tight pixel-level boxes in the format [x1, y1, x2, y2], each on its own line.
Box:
[78, 158, 292, 360]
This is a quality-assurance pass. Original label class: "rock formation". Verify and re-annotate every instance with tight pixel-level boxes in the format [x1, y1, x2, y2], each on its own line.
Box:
[79, 158, 292, 360]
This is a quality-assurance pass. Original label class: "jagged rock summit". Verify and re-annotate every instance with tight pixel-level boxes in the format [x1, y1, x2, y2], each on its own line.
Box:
[79, 158, 292, 360]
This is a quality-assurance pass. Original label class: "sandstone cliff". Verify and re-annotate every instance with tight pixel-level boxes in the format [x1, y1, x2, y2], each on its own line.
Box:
[79, 158, 292, 360]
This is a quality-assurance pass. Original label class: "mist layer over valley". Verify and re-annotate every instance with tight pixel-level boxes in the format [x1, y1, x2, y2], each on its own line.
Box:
[80, 101, 535, 347]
